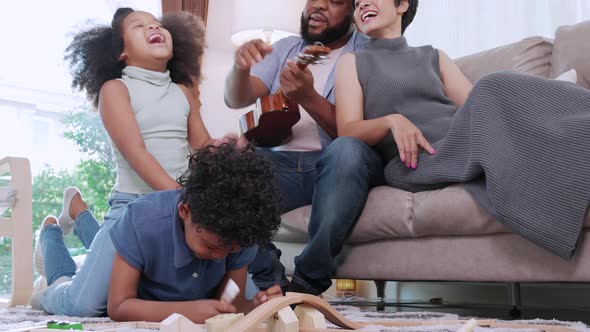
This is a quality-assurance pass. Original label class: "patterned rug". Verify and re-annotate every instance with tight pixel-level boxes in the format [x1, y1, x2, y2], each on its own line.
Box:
[1, 305, 589, 331]
[332, 306, 590, 332]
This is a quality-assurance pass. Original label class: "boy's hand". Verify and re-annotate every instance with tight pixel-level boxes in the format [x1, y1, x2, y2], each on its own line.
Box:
[252, 285, 283, 307]
[190, 299, 236, 322]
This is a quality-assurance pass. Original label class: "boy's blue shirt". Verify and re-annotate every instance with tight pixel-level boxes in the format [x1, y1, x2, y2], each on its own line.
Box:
[109, 190, 258, 301]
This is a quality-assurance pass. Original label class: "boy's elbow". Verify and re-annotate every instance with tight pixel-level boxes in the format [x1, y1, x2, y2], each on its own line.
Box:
[107, 301, 124, 322]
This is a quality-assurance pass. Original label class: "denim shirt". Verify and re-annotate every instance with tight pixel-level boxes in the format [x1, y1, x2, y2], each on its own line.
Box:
[110, 190, 257, 301]
[251, 30, 369, 149]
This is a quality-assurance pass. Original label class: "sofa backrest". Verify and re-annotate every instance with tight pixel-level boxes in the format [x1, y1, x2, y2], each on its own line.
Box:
[454, 19, 590, 89]
[454, 36, 553, 84]
[549, 20, 590, 90]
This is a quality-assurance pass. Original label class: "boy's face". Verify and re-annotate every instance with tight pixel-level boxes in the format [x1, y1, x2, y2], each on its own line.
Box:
[178, 203, 241, 260]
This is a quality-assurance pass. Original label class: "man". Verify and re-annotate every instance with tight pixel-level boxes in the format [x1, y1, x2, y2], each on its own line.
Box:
[224, 0, 384, 295]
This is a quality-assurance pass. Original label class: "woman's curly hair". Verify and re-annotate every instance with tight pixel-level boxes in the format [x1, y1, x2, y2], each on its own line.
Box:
[177, 142, 281, 248]
[64, 8, 206, 108]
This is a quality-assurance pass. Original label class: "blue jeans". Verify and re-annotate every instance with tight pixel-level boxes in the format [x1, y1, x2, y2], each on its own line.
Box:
[251, 137, 384, 294]
[39, 191, 139, 316]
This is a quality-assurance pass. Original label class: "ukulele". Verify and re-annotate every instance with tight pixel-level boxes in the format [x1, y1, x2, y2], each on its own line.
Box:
[238, 43, 331, 148]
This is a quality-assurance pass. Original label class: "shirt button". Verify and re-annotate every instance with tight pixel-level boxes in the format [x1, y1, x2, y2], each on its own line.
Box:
[192, 272, 199, 278]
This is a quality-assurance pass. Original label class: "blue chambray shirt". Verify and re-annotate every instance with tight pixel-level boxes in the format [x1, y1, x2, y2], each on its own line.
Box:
[109, 190, 258, 301]
[251, 30, 369, 149]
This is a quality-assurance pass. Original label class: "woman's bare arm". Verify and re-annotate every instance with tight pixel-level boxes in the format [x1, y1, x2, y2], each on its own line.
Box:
[438, 49, 473, 107]
[335, 53, 396, 146]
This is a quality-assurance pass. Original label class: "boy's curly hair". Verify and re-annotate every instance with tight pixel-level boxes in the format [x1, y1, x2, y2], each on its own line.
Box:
[64, 8, 206, 108]
[177, 143, 281, 248]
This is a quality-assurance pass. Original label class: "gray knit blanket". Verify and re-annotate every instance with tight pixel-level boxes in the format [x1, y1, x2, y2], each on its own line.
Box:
[385, 72, 590, 259]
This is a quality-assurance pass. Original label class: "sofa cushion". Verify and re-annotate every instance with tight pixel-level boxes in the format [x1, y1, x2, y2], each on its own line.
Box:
[554, 69, 577, 83]
[276, 184, 590, 244]
[550, 20, 590, 89]
[455, 36, 553, 83]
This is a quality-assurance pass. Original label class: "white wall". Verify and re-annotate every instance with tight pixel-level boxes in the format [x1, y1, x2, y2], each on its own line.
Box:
[406, 0, 590, 58]
[200, 0, 249, 138]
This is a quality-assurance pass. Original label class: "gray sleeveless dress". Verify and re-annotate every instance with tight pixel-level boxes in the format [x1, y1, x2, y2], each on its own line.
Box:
[355, 37, 590, 259]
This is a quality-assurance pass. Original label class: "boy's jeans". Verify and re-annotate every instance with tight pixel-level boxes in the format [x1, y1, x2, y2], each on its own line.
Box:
[39, 191, 138, 316]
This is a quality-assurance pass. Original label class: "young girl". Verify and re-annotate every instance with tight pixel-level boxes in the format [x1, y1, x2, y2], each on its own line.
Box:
[31, 8, 222, 317]
[336, 0, 590, 260]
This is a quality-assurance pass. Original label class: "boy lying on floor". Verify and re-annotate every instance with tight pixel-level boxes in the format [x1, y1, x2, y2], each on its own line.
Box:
[107, 143, 283, 323]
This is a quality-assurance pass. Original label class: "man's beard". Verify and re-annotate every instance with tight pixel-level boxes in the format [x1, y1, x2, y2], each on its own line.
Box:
[300, 12, 353, 45]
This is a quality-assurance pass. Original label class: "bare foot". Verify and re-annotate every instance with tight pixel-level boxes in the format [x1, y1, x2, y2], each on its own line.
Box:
[68, 193, 88, 220]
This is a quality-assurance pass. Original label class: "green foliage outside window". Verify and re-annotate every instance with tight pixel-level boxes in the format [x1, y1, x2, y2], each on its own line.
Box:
[0, 108, 115, 293]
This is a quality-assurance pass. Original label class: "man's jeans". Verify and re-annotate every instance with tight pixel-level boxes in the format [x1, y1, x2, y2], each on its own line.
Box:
[39, 191, 139, 316]
[250, 137, 384, 294]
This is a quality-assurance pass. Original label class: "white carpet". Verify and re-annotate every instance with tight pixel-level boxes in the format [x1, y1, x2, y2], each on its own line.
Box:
[1, 305, 589, 332]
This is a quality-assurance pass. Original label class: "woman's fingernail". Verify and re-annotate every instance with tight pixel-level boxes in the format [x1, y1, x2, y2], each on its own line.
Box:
[430, 149, 436, 154]
[412, 163, 417, 169]
[401, 156, 406, 162]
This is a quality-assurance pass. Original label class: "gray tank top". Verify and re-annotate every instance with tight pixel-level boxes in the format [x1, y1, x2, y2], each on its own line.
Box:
[113, 66, 190, 194]
[355, 37, 457, 162]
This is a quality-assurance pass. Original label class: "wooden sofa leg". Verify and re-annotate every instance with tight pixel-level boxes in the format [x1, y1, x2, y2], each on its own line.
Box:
[374, 280, 386, 311]
[508, 282, 522, 319]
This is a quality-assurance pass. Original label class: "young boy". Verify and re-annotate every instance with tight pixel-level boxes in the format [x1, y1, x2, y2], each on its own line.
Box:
[106, 143, 283, 323]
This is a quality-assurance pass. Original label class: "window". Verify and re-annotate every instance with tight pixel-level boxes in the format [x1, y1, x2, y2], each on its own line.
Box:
[0, 0, 161, 290]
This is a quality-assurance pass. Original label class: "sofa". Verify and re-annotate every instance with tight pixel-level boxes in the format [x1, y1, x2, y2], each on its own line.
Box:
[273, 20, 590, 311]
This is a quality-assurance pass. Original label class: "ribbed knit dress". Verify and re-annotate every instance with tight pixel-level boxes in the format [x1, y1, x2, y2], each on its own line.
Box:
[354, 36, 590, 259]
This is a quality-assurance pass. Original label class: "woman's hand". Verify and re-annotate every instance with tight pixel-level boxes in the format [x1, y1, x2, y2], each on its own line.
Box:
[252, 285, 283, 308]
[388, 114, 436, 169]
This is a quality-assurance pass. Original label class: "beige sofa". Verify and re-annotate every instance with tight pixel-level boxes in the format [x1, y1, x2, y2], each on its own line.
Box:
[273, 21, 590, 312]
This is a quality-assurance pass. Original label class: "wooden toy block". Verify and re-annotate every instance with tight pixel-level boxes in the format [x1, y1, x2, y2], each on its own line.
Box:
[205, 313, 244, 332]
[161, 313, 202, 332]
[221, 278, 240, 303]
[457, 318, 478, 332]
[267, 306, 298, 332]
[160, 313, 181, 332]
[294, 305, 326, 329]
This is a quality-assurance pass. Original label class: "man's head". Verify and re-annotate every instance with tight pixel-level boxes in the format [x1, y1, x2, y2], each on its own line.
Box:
[300, 0, 354, 45]
[177, 142, 281, 260]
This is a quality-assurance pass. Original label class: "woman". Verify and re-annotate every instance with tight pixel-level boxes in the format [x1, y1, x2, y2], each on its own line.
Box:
[335, 0, 590, 259]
